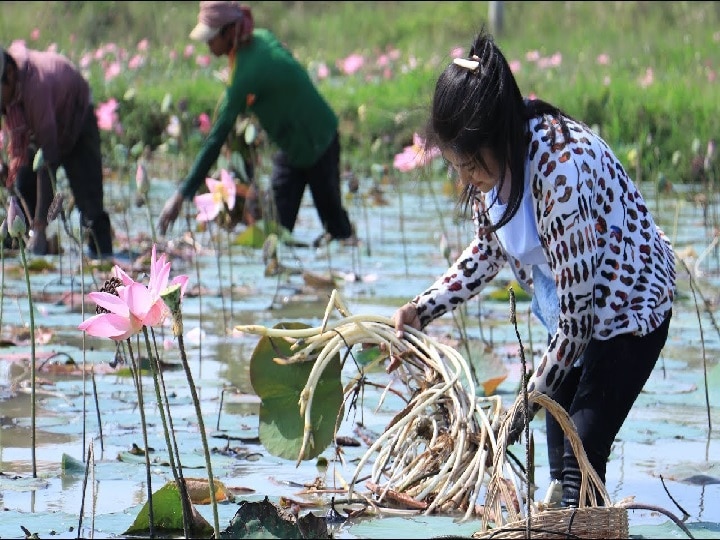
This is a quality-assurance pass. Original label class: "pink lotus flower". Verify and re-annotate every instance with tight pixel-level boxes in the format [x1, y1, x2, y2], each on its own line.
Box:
[96, 99, 119, 132]
[128, 54, 145, 70]
[79, 245, 188, 341]
[104, 61, 121, 82]
[79, 52, 93, 69]
[197, 112, 212, 134]
[393, 133, 441, 172]
[596, 53, 610, 65]
[196, 54, 212, 68]
[317, 63, 330, 79]
[338, 53, 364, 75]
[194, 169, 236, 222]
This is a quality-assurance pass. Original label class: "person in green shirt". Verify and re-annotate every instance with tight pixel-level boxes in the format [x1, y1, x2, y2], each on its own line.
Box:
[158, 1, 355, 245]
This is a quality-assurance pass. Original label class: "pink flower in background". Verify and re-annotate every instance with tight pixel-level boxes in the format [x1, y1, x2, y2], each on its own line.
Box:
[194, 169, 236, 222]
[104, 61, 121, 82]
[596, 53, 610, 65]
[96, 99, 119, 131]
[197, 112, 211, 134]
[339, 53, 364, 75]
[80, 52, 93, 69]
[128, 54, 145, 70]
[509, 60, 521, 73]
[169, 50, 177, 61]
[30, 28, 40, 40]
[393, 133, 441, 172]
[137, 38, 149, 52]
[639, 67, 654, 88]
[376, 54, 389, 67]
[526, 50, 540, 62]
[166, 115, 181, 138]
[184, 44, 195, 58]
[450, 47, 465, 58]
[317, 62, 330, 79]
[527, 92, 538, 100]
[196, 55, 211, 68]
[387, 48, 401, 60]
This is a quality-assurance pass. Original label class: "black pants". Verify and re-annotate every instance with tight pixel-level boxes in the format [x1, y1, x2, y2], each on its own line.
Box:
[545, 312, 672, 505]
[270, 133, 353, 239]
[15, 103, 112, 256]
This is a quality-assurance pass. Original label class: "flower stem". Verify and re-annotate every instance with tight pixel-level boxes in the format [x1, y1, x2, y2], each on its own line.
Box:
[0, 242, 5, 334]
[18, 238, 37, 478]
[125, 338, 154, 537]
[173, 309, 220, 537]
[142, 326, 193, 537]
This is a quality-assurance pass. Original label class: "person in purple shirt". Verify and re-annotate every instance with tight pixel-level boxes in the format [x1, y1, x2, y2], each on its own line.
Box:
[0, 42, 113, 257]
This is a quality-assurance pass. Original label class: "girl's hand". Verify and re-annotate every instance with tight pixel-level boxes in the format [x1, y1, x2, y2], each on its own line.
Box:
[392, 302, 421, 339]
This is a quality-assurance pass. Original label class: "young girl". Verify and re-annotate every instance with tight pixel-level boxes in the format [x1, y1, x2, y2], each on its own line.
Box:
[391, 29, 676, 507]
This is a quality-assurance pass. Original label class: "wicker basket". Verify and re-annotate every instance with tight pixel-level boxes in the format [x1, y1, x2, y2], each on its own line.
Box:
[472, 391, 629, 539]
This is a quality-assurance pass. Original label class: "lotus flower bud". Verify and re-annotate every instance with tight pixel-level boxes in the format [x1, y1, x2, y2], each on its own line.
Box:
[7, 196, 26, 238]
[32, 149, 45, 172]
[136, 160, 149, 196]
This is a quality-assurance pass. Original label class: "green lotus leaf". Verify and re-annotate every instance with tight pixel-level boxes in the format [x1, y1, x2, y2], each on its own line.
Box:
[250, 322, 343, 461]
[235, 224, 268, 248]
[124, 481, 212, 536]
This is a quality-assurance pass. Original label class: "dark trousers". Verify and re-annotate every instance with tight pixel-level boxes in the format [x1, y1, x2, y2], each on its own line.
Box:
[545, 312, 672, 505]
[270, 133, 353, 239]
[15, 103, 112, 255]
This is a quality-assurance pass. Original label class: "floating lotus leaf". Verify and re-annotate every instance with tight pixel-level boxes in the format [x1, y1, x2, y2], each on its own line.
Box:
[124, 481, 212, 536]
[220, 496, 329, 539]
[250, 322, 343, 461]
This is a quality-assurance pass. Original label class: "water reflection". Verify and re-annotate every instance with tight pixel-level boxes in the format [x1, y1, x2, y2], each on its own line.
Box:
[0, 176, 717, 538]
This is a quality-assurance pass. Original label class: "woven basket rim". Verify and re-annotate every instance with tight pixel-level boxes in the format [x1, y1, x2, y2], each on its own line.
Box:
[480, 391, 614, 531]
[473, 505, 629, 539]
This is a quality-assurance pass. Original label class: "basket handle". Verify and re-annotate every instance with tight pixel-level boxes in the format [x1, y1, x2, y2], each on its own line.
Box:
[483, 391, 613, 528]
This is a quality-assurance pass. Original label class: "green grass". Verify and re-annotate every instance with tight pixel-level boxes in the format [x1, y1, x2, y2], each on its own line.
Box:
[1, 1, 718, 180]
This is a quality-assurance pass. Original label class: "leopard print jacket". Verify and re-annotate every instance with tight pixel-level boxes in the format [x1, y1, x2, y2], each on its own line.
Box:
[413, 116, 676, 398]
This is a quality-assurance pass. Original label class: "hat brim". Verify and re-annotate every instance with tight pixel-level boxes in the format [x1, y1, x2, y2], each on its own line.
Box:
[189, 22, 220, 42]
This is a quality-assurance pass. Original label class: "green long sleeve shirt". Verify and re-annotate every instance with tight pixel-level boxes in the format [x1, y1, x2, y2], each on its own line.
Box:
[180, 28, 339, 199]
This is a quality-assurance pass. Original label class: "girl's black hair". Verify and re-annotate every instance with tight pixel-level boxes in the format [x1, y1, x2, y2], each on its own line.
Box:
[424, 28, 575, 234]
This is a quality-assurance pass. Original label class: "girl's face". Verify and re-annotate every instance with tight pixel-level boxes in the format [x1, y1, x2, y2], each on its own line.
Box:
[444, 148, 502, 194]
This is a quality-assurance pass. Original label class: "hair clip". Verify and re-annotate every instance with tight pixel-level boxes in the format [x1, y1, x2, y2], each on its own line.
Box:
[453, 55, 481, 72]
